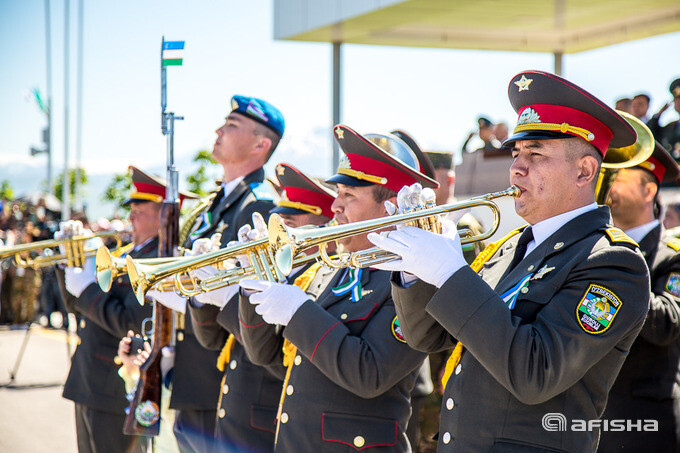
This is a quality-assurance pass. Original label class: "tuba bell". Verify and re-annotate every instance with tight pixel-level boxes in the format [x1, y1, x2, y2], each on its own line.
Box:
[594, 111, 655, 204]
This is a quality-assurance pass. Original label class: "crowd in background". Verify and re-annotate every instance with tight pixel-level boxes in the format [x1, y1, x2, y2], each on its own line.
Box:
[0, 197, 131, 328]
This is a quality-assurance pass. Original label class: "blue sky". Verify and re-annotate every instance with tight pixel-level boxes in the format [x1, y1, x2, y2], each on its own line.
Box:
[1, 1, 679, 219]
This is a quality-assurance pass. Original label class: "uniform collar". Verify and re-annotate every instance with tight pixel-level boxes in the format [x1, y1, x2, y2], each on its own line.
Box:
[525, 202, 597, 257]
[624, 219, 659, 244]
[221, 176, 245, 200]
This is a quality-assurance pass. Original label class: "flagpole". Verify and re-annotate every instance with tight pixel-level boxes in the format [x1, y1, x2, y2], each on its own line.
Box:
[61, 0, 70, 222]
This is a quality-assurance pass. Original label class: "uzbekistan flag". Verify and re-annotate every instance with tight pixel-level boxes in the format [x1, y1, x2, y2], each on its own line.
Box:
[162, 41, 184, 66]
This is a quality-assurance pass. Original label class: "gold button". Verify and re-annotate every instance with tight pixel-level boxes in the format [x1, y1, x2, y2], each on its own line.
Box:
[222, 384, 229, 395]
[520, 287, 529, 294]
[280, 412, 289, 423]
[554, 242, 564, 250]
[177, 331, 184, 342]
[286, 385, 294, 395]
[442, 432, 451, 444]
[527, 265, 534, 271]
[294, 355, 302, 366]
[340, 313, 348, 320]
[80, 320, 86, 329]
[218, 408, 225, 418]
[446, 398, 454, 410]
[354, 436, 365, 448]
[230, 360, 237, 370]
[454, 364, 462, 375]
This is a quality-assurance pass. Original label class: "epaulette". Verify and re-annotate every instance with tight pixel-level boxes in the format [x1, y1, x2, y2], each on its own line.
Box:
[666, 237, 680, 252]
[249, 182, 275, 201]
[604, 227, 638, 247]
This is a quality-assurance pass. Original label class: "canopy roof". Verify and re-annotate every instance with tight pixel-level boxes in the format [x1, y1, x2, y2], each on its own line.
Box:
[275, 0, 680, 53]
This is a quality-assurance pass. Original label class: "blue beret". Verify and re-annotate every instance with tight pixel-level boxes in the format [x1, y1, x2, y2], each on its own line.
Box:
[230, 95, 285, 138]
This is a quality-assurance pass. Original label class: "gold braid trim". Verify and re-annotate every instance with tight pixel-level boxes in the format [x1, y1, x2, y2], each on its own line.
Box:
[277, 200, 322, 216]
[216, 334, 236, 372]
[178, 193, 217, 246]
[275, 261, 325, 443]
[440, 225, 526, 389]
[513, 122, 594, 141]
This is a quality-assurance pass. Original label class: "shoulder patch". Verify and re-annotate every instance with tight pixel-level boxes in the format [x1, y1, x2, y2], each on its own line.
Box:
[391, 316, 407, 343]
[249, 182, 274, 201]
[667, 238, 680, 252]
[576, 284, 622, 334]
[666, 273, 680, 297]
[604, 228, 638, 247]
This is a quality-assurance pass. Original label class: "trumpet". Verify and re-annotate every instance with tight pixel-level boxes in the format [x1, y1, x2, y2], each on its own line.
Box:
[269, 186, 521, 275]
[95, 246, 177, 292]
[126, 237, 319, 304]
[0, 231, 125, 269]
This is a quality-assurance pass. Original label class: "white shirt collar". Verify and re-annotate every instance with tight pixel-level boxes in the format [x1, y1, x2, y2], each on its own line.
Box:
[525, 202, 598, 256]
[624, 219, 659, 244]
[133, 236, 154, 252]
[222, 176, 245, 200]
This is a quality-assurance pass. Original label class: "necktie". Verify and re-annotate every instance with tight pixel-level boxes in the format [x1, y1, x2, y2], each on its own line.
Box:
[506, 226, 534, 274]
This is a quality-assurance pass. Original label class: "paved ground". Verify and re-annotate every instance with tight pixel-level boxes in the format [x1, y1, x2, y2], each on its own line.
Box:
[0, 323, 78, 452]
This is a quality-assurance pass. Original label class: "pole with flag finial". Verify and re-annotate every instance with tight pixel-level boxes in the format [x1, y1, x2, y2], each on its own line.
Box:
[123, 36, 185, 438]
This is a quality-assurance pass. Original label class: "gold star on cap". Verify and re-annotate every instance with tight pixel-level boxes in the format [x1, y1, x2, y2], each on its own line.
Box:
[334, 126, 344, 140]
[514, 75, 533, 92]
[276, 165, 285, 176]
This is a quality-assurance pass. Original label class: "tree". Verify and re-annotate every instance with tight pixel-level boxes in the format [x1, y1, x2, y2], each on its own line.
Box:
[185, 149, 219, 196]
[0, 180, 14, 200]
[102, 172, 132, 211]
[53, 168, 87, 204]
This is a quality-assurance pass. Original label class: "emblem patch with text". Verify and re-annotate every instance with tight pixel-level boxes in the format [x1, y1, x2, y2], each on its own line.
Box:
[576, 284, 622, 334]
[392, 316, 406, 343]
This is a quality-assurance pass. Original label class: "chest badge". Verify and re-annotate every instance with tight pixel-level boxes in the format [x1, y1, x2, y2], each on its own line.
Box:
[666, 273, 680, 298]
[531, 265, 555, 280]
[576, 284, 622, 334]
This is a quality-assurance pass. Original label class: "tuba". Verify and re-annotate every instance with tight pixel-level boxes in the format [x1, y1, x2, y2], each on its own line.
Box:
[594, 111, 655, 204]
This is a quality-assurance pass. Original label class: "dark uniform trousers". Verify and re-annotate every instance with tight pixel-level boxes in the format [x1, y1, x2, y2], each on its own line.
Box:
[239, 265, 428, 452]
[392, 207, 650, 452]
[175, 167, 277, 452]
[56, 238, 158, 453]
[599, 225, 680, 452]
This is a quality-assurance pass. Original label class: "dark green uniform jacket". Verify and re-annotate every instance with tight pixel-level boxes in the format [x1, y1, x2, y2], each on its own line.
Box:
[392, 206, 650, 452]
[239, 266, 428, 452]
[600, 224, 680, 451]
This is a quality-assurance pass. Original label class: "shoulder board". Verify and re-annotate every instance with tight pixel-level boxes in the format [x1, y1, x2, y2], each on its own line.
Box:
[249, 182, 274, 201]
[667, 237, 680, 252]
[604, 227, 638, 247]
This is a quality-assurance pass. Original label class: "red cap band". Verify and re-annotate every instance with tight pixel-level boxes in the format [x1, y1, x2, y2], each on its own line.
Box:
[515, 104, 614, 156]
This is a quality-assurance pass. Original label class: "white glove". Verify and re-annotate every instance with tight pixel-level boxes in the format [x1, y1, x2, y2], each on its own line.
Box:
[235, 212, 269, 267]
[147, 289, 187, 313]
[191, 265, 239, 308]
[366, 218, 466, 288]
[160, 346, 175, 383]
[239, 279, 311, 326]
[65, 266, 96, 297]
[185, 233, 222, 257]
